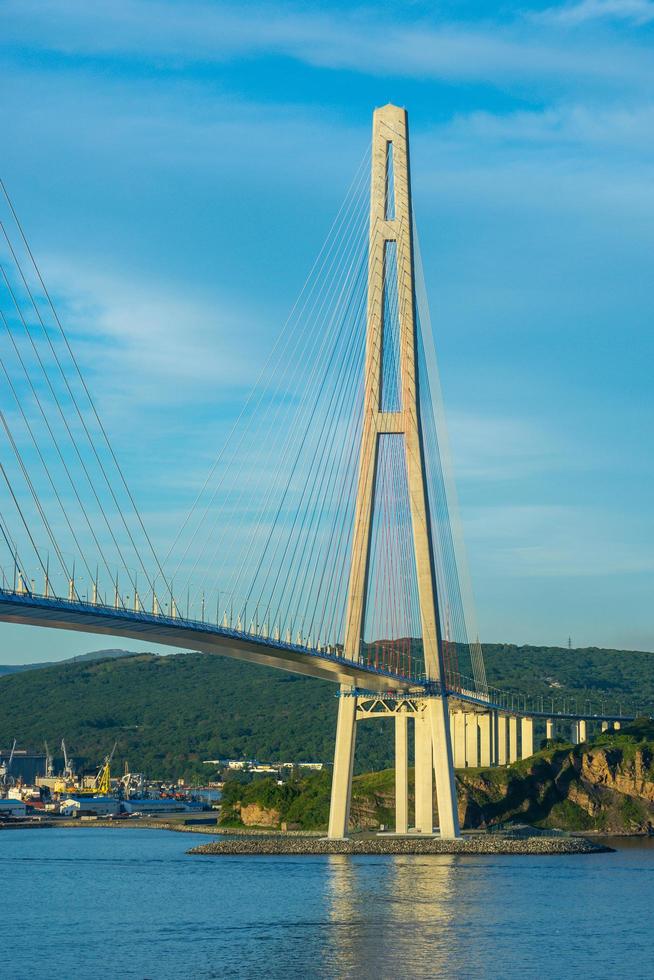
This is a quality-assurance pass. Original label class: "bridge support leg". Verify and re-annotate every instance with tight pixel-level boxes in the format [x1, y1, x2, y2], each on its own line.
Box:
[453, 711, 466, 768]
[492, 710, 500, 765]
[521, 717, 534, 759]
[497, 714, 508, 766]
[578, 719, 587, 743]
[328, 689, 357, 839]
[395, 712, 409, 834]
[427, 697, 460, 839]
[414, 709, 433, 833]
[465, 714, 479, 768]
[546, 718, 555, 741]
[571, 721, 580, 744]
[509, 716, 518, 763]
[479, 713, 492, 768]
[601, 721, 609, 732]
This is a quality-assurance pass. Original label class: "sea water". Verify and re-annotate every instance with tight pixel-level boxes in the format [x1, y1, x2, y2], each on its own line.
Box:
[2, 828, 653, 979]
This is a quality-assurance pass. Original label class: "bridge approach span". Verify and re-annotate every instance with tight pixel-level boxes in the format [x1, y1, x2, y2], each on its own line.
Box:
[0, 589, 417, 693]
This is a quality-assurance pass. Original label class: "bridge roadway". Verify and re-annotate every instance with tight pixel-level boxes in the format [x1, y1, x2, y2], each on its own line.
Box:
[0, 588, 642, 724]
[0, 588, 420, 693]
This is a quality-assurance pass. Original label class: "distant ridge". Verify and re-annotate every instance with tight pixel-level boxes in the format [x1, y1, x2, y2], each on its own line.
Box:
[0, 643, 652, 781]
[0, 648, 145, 676]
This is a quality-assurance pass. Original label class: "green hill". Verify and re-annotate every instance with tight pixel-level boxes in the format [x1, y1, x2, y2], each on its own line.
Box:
[0, 642, 651, 781]
[0, 651, 384, 780]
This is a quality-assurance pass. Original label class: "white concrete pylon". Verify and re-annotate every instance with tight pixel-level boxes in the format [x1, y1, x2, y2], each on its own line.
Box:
[414, 709, 433, 833]
[428, 698, 460, 838]
[327, 689, 358, 839]
[326, 103, 460, 841]
[395, 712, 409, 834]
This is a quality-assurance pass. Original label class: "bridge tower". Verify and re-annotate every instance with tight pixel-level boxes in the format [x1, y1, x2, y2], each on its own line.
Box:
[327, 104, 460, 840]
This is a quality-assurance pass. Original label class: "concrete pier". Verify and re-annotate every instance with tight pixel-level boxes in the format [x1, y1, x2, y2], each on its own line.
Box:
[492, 710, 500, 766]
[546, 718, 555, 741]
[414, 711, 433, 833]
[497, 714, 508, 765]
[395, 713, 409, 834]
[327, 689, 357, 838]
[521, 717, 534, 759]
[509, 716, 518, 763]
[453, 711, 466, 769]
[479, 713, 492, 767]
[578, 719, 587, 743]
[465, 713, 479, 768]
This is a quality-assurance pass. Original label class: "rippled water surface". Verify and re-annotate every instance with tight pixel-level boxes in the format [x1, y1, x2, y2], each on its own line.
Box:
[2, 828, 653, 979]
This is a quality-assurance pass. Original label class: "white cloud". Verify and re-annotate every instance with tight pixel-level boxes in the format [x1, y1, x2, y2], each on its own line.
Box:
[1, 0, 652, 90]
[444, 103, 654, 150]
[539, 0, 654, 26]
[38, 258, 262, 413]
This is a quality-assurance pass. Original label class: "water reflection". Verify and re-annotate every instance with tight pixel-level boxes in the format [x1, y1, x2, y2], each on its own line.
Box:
[324, 852, 483, 978]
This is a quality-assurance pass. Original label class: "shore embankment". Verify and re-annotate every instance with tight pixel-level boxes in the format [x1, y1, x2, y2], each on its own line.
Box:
[189, 834, 612, 856]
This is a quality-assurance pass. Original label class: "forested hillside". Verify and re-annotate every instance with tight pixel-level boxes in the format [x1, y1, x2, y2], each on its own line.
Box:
[0, 642, 651, 780]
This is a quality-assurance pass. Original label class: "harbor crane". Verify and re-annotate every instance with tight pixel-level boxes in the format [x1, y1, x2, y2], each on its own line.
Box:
[0, 739, 17, 790]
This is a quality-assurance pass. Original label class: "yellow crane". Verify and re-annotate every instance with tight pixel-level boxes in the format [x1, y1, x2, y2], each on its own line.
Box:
[58, 741, 117, 797]
[94, 743, 117, 795]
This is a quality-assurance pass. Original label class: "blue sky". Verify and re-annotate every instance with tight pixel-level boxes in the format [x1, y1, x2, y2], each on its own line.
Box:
[0, 0, 653, 662]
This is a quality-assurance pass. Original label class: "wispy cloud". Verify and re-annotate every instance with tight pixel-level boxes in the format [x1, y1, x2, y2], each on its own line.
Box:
[2, 0, 652, 90]
[40, 258, 262, 412]
[538, 0, 654, 26]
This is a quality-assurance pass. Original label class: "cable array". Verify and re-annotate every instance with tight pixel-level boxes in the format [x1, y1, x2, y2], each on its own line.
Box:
[0, 148, 488, 695]
[414, 221, 489, 694]
[0, 182, 172, 611]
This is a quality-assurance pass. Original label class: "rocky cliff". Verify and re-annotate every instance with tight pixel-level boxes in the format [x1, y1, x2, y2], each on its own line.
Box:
[220, 720, 654, 834]
[458, 732, 654, 833]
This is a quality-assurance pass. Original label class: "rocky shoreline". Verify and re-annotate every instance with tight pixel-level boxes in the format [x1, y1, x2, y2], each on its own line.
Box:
[189, 833, 613, 856]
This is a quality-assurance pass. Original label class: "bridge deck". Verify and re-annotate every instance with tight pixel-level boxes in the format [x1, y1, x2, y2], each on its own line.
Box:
[0, 590, 419, 693]
[0, 590, 643, 723]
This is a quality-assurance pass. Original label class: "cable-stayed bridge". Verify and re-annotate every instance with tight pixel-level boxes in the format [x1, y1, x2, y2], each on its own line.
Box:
[0, 105, 642, 838]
